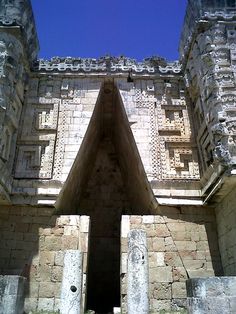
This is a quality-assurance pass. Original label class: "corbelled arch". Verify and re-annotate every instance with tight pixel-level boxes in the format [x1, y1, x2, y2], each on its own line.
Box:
[55, 79, 158, 312]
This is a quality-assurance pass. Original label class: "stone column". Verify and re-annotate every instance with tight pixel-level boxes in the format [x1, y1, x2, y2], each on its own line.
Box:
[60, 250, 83, 314]
[127, 229, 149, 314]
[186, 277, 236, 314]
[0, 275, 26, 314]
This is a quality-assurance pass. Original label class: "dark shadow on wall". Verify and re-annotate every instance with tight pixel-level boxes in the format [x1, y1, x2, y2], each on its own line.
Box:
[0, 206, 58, 312]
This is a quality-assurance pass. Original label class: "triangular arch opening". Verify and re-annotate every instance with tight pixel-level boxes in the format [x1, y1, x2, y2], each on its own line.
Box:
[56, 79, 158, 313]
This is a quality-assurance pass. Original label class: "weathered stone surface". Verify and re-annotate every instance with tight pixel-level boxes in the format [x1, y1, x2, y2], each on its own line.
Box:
[1, 1, 236, 313]
[60, 250, 83, 314]
[0, 275, 26, 314]
[121, 211, 222, 313]
[186, 277, 236, 314]
[127, 229, 149, 314]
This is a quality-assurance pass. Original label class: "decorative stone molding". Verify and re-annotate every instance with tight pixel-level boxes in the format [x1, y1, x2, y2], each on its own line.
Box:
[34, 56, 182, 75]
[180, 0, 236, 185]
[180, 0, 236, 60]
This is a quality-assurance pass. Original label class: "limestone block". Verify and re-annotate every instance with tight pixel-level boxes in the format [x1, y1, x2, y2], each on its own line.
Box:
[121, 215, 130, 238]
[142, 215, 154, 224]
[37, 298, 54, 312]
[152, 282, 171, 300]
[24, 298, 37, 313]
[164, 252, 183, 267]
[172, 282, 187, 298]
[149, 266, 173, 283]
[127, 229, 149, 314]
[60, 250, 83, 314]
[152, 237, 165, 251]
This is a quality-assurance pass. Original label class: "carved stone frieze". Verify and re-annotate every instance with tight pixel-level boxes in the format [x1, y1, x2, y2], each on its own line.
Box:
[34, 56, 182, 75]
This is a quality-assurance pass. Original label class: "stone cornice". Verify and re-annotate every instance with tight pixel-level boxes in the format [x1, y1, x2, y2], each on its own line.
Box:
[33, 56, 182, 75]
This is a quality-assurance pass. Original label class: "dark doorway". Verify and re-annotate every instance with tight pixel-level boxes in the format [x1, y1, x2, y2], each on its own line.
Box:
[80, 139, 129, 313]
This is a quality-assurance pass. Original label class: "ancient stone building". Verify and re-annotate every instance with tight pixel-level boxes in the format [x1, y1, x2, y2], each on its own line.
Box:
[0, 0, 236, 313]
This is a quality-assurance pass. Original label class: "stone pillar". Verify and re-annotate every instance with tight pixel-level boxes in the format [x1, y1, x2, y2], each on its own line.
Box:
[127, 229, 149, 314]
[0, 275, 26, 314]
[186, 277, 236, 314]
[60, 250, 83, 314]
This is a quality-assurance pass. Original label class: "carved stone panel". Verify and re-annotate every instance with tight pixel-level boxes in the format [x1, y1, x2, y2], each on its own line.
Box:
[15, 140, 55, 179]
[133, 80, 200, 181]
[14, 96, 59, 179]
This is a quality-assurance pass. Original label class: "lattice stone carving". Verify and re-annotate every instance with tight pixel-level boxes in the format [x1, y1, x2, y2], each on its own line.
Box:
[15, 141, 55, 179]
[134, 81, 200, 181]
[14, 95, 60, 179]
[162, 143, 199, 179]
[53, 102, 66, 180]
[135, 89, 155, 108]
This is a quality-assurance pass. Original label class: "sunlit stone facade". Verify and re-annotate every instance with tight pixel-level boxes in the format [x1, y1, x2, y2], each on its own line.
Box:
[0, 0, 236, 313]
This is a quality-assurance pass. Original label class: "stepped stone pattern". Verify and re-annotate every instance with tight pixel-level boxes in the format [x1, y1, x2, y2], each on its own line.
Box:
[0, 0, 236, 313]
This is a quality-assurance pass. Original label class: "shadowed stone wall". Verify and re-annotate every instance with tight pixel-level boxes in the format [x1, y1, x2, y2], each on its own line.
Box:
[0, 206, 89, 313]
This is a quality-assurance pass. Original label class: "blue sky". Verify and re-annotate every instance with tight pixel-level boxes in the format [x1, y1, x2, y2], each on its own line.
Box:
[31, 0, 187, 61]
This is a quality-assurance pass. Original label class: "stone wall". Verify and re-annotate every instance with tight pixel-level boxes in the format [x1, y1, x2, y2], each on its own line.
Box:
[121, 206, 222, 313]
[10, 73, 203, 206]
[0, 206, 89, 313]
[215, 188, 236, 275]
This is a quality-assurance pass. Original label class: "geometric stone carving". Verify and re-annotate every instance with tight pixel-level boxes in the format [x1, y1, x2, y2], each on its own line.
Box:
[14, 141, 54, 179]
[134, 81, 200, 181]
[34, 105, 58, 130]
[180, 2, 236, 174]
